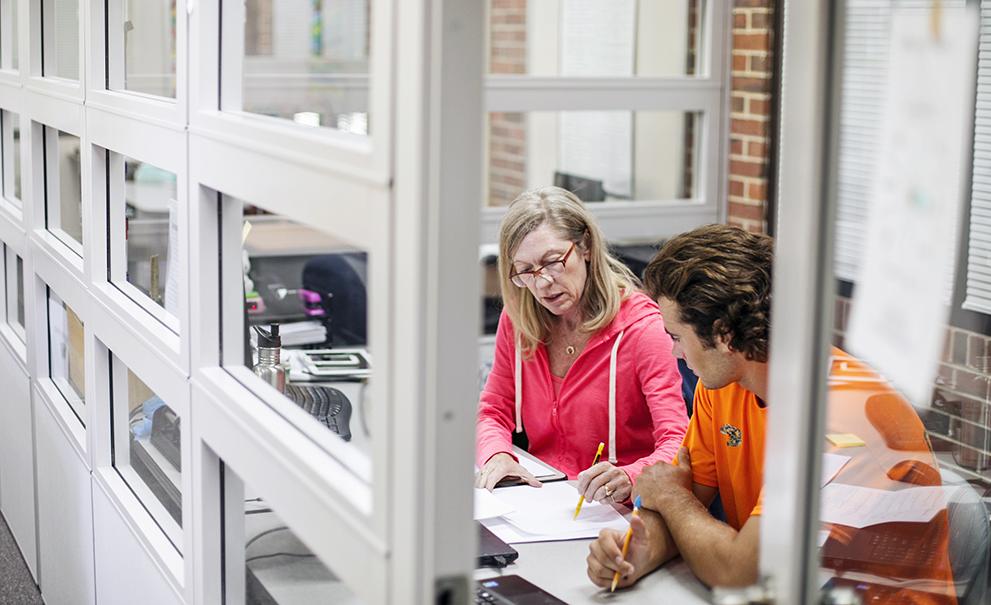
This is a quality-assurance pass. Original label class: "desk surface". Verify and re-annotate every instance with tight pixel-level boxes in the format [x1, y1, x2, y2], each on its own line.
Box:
[476, 540, 709, 604]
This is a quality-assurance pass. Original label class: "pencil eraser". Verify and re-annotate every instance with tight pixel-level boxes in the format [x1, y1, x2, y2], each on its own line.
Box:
[826, 433, 866, 448]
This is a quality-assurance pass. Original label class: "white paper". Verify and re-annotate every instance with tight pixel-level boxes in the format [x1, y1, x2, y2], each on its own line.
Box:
[516, 452, 560, 479]
[164, 199, 179, 315]
[821, 453, 851, 487]
[474, 488, 516, 521]
[486, 482, 628, 542]
[820, 483, 956, 529]
[846, 7, 979, 406]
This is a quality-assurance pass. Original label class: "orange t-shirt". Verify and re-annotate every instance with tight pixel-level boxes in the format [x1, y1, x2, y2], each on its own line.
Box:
[682, 382, 766, 531]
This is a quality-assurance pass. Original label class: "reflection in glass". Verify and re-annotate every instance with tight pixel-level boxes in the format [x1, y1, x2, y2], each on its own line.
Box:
[4, 247, 23, 338]
[122, 157, 178, 312]
[45, 129, 83, 246]
[233, 483, 364, 604]
[486, 0, 701, 77]
[47, 290, 84, 420]
[42, 0, 79, 79]
[14, 254, 22, 328]
[122, 0, 177, 97]
[2, 111, 20, 203]
[113, 356, 182, 534]
[239, 0, 371, 134]
[233, 204, 371, 456]
[486, 111, 698, 207]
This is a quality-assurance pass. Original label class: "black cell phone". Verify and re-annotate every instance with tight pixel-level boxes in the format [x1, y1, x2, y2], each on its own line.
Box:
[476, 575, 567, 604]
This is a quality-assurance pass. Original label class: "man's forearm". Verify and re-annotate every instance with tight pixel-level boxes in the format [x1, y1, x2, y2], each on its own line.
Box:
[653, 489, 756, 587]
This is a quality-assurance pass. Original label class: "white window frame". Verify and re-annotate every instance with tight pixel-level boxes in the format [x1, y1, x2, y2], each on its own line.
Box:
[32, 0, 85, 98]
[480, 1, 732, 243]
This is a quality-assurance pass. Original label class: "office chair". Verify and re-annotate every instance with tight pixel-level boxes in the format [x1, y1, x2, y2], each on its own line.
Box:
[941, 469, 990, 605]
[302, 252, 367, 347]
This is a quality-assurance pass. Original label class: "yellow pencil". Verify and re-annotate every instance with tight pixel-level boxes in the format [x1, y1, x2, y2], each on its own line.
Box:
[573, 442, 605, 520]
[611, 495, 642, 592]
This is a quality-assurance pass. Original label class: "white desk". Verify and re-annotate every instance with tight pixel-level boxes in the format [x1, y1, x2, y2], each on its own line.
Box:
[475, 538, 710, 604]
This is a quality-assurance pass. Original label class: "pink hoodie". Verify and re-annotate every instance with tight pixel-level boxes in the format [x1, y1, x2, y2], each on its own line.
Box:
[476, 291, 688, 482]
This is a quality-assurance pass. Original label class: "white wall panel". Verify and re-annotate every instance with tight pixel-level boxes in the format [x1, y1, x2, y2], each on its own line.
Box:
[0, 339, 35, 579]
[92, 481, 184, 605]
[34, 391, 95, 605]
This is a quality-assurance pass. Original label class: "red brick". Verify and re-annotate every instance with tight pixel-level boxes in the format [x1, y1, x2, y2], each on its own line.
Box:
[733, 54, 747, 71]
[729, 178, 745, 196]
[735, 0, 770, 7]
[748, 140, 767, 158]
[731, 95, 745, 112]
[731, 139, 744, 156]
[749, 54, 770, 73]
[751, 11, 771, 29]
[729, 202, 765, 221]
[734, 13, 747, 28]
[733, 33, 770, 51]
[730, 159, 765, 178]
[731, 118, 767, 137]
[732, 76, 771, 93]
[747, 181, 767, 200]
[748, 97, 771, 115]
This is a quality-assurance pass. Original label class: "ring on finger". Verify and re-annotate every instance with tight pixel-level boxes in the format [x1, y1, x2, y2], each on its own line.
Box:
[604, 485, 614, 498]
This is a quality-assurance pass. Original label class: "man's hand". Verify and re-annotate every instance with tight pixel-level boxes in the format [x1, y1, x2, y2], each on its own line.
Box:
[636, 447, 694, 510]
[586, 514, 657, 590]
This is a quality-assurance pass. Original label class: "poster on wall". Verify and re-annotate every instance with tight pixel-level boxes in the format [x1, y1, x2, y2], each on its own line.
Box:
[846, 5, 979, 406]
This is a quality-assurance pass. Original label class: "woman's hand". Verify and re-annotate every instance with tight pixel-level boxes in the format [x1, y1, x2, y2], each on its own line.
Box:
[475, 453, 542, 491]
[576, 462, 633, 503]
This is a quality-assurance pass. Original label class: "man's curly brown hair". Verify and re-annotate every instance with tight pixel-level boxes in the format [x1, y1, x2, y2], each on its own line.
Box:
[643, 224, 773, 362]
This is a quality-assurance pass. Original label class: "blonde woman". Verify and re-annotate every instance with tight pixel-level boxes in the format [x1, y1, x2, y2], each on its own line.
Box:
[475, 187, 687, 504]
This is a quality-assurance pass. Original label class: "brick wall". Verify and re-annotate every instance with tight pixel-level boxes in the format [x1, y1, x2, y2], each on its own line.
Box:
[488, 0, 528, 207]
[728, 0, 776, 234]
[834, 297, 991, 488]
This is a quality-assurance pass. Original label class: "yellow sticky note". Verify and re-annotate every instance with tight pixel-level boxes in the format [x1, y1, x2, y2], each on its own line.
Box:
[826, 433, 866, 448]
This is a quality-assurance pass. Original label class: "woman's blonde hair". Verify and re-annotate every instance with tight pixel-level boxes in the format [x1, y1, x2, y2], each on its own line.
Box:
[498, 186, 639, 357]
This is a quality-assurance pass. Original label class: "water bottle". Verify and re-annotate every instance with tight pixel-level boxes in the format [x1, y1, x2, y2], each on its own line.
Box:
[253, 323, 286, 394]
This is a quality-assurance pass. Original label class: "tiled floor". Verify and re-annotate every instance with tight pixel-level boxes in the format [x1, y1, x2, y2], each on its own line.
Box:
[0, 514, 42, 604]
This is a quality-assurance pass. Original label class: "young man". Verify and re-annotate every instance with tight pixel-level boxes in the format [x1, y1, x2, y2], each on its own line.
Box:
[586, 225, 956, 603]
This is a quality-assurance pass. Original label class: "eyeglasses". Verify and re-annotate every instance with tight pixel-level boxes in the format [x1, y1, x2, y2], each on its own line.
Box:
[510, 241, 577, 288]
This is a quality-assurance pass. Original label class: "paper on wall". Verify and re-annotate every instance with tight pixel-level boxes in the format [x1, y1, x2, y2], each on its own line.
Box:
[845, 6, 980, 406]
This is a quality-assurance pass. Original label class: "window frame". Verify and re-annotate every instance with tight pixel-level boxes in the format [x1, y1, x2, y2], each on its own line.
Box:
[480, 1, 732, 243]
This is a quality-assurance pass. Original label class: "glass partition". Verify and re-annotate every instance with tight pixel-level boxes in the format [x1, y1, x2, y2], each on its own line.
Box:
[111, 154, 179, 322]
[2, 111, 21, 205]
[47, 288, 85, 423]
[44, 128, 83, 251]
[221, 199, 373, 478]
[110, 351, 182, 548]
[4, 246, 24, 341]
[113, 0, 177, 97]
[229, 0, 371, 134]
[225, 467, 364, 604]
[42, 0, 80, 80]
[486, 0, 703, 77]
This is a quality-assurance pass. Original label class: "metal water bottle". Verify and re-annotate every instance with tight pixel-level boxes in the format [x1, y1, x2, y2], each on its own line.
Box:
[253, 323, 286, 394]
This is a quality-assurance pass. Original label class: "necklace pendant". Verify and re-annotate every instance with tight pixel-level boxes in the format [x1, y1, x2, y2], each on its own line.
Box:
[565, 345, 576, 356]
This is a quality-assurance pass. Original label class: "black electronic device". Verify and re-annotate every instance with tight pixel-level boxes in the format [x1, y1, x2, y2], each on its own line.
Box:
[150, 405, 182, 472]
[475, 575, 567, 604]
[284, 383, 353, 441]
[553, 171, 606, 202]
[821, 524, 942, 578]
[477, 523, 519, 568]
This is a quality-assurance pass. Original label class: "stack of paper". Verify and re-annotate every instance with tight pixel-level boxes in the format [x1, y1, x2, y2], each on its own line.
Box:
[475, 482, 629, 544]
[278, 320, 327, 347]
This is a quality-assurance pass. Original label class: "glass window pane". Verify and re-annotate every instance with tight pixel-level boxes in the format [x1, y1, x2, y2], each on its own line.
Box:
[236, 0, 371, 134]
[120, 156, 178, 314]
[486, 0, 702, 77]
[42, 0, 79, 80]
[46, 129, 83, 248]
[14, 254, 22, 328]
[228, 471, 365, 604]
[2, 110, 21, 204]
[224, 201, 372, 467]
[120, 0, 177, 97]
[111, 353, 182, 545]
[47, 289, 85, 421]
[486, 110, 699, 206]
[3, 0, 19, 70]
